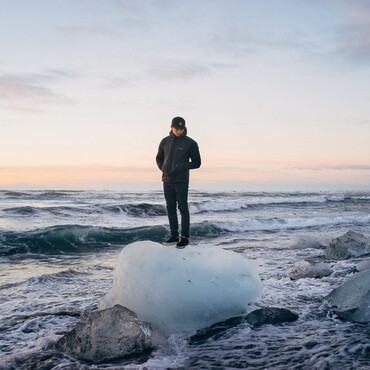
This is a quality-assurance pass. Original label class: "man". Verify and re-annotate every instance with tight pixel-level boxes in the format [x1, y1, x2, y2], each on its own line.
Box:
[156, 116, 201, 248]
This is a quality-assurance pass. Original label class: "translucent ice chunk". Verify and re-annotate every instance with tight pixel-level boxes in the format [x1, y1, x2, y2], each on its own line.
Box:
[101, 241, 262, 333]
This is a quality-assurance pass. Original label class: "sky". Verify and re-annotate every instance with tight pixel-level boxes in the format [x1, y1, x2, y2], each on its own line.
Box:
[1, 0, 370, 191]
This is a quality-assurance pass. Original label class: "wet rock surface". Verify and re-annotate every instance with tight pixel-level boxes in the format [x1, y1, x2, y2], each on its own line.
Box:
[190, 307, 299, 344]
[245, 307, 299, 326]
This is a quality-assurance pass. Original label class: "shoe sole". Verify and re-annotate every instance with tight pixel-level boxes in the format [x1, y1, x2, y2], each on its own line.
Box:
[176, 243, 189, 249]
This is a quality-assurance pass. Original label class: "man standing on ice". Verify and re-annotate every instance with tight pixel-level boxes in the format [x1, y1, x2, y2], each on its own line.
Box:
[156, 116, 201, 248]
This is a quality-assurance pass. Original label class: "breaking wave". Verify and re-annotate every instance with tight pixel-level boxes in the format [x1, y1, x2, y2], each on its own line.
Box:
[211, 215, 370, 233]
[189, 194, 350, 214]
[101, 203, 166, 216]
[0, 190, 78, 199]
[3, 203, 166, 217]
[0, 224, 168, 256]
[2, 191, 370, 220]
[1, 212, 369, 256]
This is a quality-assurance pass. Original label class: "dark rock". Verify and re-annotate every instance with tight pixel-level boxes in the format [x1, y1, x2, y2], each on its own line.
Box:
[189, 316, 245, 344]
[288, 261, 332, 280]
[246, 307, 299, 326]
[304, 341, 318, 349]
[327, 269, 370, 323]
[56, 305, 165, 363]
[324, 231, 370, 260]
[189, 307, 299, 344]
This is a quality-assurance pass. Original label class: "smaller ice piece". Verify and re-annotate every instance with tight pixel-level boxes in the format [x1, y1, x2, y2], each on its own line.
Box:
[101, 241, 262, 333]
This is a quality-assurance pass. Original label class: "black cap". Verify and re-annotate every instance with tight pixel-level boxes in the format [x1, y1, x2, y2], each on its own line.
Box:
[171, 116, 186, 130]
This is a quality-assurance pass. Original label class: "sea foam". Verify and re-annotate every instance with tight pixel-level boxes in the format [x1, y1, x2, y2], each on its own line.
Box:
[100, 241, 262, 333]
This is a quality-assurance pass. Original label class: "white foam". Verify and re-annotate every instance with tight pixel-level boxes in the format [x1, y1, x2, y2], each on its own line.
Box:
[289, 235, 323, 249]
[100, 241, 262, 333]
[190, 200, 244, 213]
[189, 194, 345, 214]
[213, 215, 370, 232]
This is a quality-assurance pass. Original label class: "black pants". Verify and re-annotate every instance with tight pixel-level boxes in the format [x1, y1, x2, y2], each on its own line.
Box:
[163, 182, 190, 238]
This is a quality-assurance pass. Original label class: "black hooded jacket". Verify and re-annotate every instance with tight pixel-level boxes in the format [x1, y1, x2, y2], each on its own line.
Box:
[156, 128, 201, 183]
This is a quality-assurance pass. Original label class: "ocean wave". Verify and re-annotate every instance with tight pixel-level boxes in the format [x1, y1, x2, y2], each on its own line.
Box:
[101, 203, 166, 216]
[212, 214, 370, 232]
[2, 196, 359, 219]
[4, 206, 37, 215]
[2, 191, 30, 197]
[27, 268, 91, 284]
[0, 223, 226, 256]
[3, 203, 166, 218]
[3, 205, 92, 217]
[0, 224, 168, 256]
[0, 190, 77, 199]
[0, 269, 89, 291]
[2, 192, 369, 219]
[189, 195, 347, 214]
[2, 213, 369, 256]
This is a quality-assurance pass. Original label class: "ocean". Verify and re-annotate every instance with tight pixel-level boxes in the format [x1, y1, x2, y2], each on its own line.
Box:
[0, 189, 369, 369]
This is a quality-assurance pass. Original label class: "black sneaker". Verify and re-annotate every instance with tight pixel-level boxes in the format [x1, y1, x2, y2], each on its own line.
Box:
[176, 237, 189, 249]
[164, 236, 179, 244]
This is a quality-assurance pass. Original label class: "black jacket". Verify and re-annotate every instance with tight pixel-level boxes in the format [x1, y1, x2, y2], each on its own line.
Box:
[156, 128, 201, 183]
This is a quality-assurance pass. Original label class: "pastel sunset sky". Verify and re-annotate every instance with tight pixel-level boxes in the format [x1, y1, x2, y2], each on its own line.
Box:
[1, 0, 370, 191]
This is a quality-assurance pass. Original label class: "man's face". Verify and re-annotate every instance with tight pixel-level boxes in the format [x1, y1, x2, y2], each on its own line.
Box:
[171, 127, 184, 137]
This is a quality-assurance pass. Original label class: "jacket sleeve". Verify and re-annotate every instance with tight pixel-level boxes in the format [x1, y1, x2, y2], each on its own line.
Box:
[185, 141, 201, 170]
[156, 140, 164, 171]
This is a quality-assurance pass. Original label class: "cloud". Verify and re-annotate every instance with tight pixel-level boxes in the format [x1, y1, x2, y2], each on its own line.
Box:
[147, 61, 211, 81]
[197, 3, 367, 69]
[105, 60, 239, 88]
[55, 3, 150, 37]
[103, 76, 137, 89]
[0, 69, 75, 85]
[296, 164, 370, 172]
[335, 1, 370, 64]
[201, 22, 320, 63]
[56, 24, 116, 36]
[0, 70, 75, 112]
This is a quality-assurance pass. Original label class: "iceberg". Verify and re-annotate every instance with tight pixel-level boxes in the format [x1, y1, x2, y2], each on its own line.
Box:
[324, 231, 370, 260]
[100, 241, 262, 333]
[327, 269, 370, 323]
[56, 305, 164, 363]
